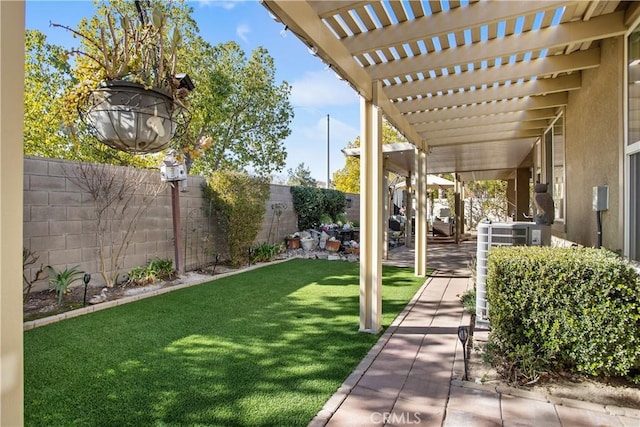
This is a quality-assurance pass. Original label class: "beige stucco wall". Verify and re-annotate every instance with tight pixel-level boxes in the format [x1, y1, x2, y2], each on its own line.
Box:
[564, 37, 624, 251]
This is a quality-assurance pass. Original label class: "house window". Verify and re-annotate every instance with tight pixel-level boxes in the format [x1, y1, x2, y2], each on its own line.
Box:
[544, 113, 565, 223]
[628, 25, 640, 146]
[630, 153, 640, 261]
[628, 22, 640, 260]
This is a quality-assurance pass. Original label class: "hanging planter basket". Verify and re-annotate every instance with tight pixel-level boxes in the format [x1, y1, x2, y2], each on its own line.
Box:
[79, 80, 189, 154]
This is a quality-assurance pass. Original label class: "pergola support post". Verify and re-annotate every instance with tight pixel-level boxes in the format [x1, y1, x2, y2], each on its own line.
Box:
[359, 91, 383, 334]
[1, 1, 25, 425]
[383, 169, 389, 260]
[515, 167, 531, 221]
[414, 148, 428, 276]
[405, 173, 413, 249]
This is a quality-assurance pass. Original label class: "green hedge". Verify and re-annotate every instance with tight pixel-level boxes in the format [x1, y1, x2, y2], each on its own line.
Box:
[486, 246, 640, 380]
[290, 186, 346, 231]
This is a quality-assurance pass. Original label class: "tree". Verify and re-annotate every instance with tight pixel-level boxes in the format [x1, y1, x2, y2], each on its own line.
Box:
[185, 42, 292, 177]
[333, 120, 407, 193]
[24, 30, 76, 159]
[465, 180, 508, 229]
[287, 162, 317, 187]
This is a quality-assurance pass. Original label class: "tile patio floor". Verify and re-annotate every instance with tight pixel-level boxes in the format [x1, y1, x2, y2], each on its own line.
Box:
[308, 240, 640, 427]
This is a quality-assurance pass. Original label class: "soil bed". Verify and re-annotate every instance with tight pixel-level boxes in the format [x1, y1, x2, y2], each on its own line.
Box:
[23, 266, 239, 322]
[467, 329, 640, 409]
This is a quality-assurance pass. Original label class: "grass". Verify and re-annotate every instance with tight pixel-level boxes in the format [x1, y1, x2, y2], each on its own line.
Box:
[25, 259, 428, 426]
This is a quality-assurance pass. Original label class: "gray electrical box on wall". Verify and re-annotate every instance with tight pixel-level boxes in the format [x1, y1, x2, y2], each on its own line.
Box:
[592, 185, 609, 211]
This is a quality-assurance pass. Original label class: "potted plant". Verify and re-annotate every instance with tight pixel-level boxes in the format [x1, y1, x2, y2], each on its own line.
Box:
[54, 1, 193, 153]
[325, 238, 341, 253]
[285, 234, 300, 249]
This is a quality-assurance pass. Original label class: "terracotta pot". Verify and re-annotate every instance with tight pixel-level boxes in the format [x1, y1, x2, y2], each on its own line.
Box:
[325, 240, 341, 252]
[286, 237, 300, 249]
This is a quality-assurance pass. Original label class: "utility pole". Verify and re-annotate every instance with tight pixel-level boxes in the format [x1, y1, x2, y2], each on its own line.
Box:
[326, 114, 330, 189]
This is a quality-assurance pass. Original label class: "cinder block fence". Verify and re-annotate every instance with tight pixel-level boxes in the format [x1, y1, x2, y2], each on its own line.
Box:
[23, 157, 358, 291]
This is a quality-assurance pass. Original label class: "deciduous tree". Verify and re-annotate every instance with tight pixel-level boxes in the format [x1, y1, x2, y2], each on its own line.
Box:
[185, 42, 292, 177]
[333, 121, 407, 193]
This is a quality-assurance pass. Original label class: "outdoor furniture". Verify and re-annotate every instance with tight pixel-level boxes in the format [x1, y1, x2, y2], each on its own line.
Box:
[432, 217, 455, 237]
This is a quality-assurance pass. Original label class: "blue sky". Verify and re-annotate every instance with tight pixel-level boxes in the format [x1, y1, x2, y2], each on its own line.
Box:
[25, 0, 360, 183]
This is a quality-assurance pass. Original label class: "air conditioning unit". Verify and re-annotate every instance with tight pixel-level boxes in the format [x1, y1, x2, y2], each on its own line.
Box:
[476, 222, 551, 326]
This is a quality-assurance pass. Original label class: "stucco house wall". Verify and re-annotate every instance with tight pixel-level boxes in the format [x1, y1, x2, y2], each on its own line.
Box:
[564, 36, 624, 251]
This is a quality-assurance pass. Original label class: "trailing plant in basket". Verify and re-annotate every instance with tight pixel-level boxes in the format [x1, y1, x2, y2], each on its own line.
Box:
[54, 0, 191, 123]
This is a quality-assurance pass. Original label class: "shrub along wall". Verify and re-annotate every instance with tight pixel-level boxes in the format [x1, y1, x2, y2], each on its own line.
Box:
[486, 246, 640, 381]
[24, 157, 352, 291]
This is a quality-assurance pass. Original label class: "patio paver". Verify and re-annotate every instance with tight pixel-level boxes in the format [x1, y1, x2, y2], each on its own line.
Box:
[311, 241, 640, 427]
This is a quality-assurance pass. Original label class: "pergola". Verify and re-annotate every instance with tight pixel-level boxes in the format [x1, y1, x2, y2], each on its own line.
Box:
[260, 0, 640, 332]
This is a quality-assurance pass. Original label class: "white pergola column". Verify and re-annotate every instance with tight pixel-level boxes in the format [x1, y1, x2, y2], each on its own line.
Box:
[405, 173, 413, 249]
[414, 148, 428, 276]
[359, 91, 383, 334]
[1, 1, 25, 425]
[383, 170, 389, 260]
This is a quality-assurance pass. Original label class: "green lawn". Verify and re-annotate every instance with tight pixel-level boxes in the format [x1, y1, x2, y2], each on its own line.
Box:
[24, 259, 427, 426]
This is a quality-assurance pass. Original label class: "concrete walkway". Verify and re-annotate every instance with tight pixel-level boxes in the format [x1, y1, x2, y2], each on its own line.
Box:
[309, 241, 640, 427]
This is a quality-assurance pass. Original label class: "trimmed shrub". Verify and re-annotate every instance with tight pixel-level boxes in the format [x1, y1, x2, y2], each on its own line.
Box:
[486, 246, 640, 382]
[203, 171, 270, 267]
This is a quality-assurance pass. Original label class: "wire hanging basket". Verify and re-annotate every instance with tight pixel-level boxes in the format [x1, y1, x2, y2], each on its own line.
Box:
[79, 80, 189, 154]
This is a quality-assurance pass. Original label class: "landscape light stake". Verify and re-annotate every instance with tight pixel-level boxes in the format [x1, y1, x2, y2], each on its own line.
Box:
[82, 273, 91, 307]
[212, 253, 220, 275]
[457, 326, 469, 381]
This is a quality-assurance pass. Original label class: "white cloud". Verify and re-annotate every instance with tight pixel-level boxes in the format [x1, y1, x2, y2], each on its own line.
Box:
[198, 1, 239, 10]
[290, 70, 359, 108]
[236, 24, 250, 43]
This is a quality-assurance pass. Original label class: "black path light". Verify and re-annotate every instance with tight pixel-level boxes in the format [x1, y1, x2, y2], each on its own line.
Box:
[457, 326, 469, 381]
[82, 273, 91, 307]
[212, 253, 220, 275]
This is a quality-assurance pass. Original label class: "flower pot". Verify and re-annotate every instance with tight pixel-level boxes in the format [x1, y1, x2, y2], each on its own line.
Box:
[286, 237, 300, 249]
[301, 238, 317, 251]
[325, 240, 341, 252]
[83, 81, 182, 153]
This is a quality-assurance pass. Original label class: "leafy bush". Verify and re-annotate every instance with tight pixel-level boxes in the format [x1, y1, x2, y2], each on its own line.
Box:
[126, 258, 175, 286]
[46, 265, 84, 304]
[290, 186, 346, 230]
[486, 246, 640, 383]
[251, 242, 281, 263]
[203, 171, 270, 267]
[458, 288, 476, 316]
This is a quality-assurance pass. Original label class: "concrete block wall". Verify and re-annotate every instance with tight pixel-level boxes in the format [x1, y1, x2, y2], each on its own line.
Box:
[24, 157, 361, 292]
